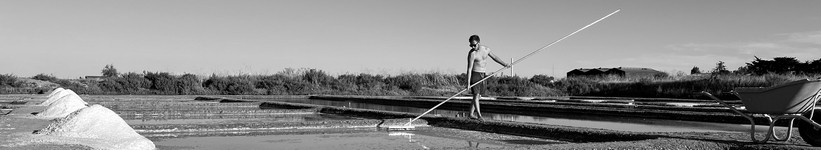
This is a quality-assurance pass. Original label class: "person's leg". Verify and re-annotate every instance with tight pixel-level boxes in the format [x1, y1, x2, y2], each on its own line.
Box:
[474, 93, 482, 119]
[474, 72, 485, 119]
[469, 95, 478, 118]
[468, 72, 479, 118]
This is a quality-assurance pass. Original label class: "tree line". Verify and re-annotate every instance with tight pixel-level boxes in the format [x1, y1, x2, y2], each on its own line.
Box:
[3, 57, 820, 99]
[692, 57, 821, 75]
[6, 66, 561, 96]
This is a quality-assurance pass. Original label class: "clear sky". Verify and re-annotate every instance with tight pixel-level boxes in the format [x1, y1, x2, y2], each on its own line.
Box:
[2, 0, 820, 78]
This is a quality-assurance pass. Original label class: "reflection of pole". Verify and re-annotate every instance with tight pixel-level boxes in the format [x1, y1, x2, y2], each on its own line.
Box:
[388, 132, 429, 149]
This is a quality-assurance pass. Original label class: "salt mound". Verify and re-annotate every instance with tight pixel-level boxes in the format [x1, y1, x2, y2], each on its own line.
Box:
[45, 87, 65, 98]
[34, 105, 155, 150]
[35, 94, 88, 119]
[40, 89, 82, 106]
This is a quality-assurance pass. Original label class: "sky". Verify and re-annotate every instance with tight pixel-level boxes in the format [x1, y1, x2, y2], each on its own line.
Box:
[1, 0, 820, 79]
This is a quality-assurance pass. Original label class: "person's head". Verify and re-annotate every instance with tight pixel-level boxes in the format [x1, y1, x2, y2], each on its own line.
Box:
[469, 35, 480, 48]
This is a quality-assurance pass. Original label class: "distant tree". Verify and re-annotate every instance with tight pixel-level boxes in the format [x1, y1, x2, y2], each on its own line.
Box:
[734, 66, 750, 75]
[744, 56, 805, 75]
[773, 57, 801, 74]
[712, 61, 730, 74]
[102, 64, 119, 77]
[302, 69, 333, 85]
[690, 66, 701, 74]
[806, 58, 821, 75]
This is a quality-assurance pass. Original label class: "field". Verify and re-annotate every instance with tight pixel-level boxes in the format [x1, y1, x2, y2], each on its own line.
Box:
[3, 94, 821, 149]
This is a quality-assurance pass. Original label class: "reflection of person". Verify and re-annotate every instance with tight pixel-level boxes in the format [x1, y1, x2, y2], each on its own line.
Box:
[466, 35, 511, 120]
[467, 141, 480, 148]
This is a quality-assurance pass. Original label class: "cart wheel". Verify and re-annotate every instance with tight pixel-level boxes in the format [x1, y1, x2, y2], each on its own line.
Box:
[799, 109, 821, 146]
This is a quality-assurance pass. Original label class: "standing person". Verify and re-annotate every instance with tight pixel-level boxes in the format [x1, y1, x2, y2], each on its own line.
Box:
[466, 35, 511, 120]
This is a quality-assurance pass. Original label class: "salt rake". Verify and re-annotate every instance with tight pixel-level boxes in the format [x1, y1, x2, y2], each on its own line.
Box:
[383, 9, 622, 130]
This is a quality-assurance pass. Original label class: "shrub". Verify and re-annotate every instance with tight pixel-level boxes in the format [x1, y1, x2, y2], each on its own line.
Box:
[336, 73, 402, 95]
[144, 72, 177, 94]
[203, 75, 255, 95]
[98, 78, 124, 93]
[32, 73, 59, 82]
[385, 74, 424, 92]
[119, 72, 151, 91]
[256, 75, 290, 95]
[354, 74, 389, 92]
[302, 69, 334, 85]
[0, 74, 23, 88]
[552, 77, 599, 96]
[175, 74, 203, 95]
[529, 74, 554, 87]
[486, 76, 562, 96]
[455, 73, 468, 85]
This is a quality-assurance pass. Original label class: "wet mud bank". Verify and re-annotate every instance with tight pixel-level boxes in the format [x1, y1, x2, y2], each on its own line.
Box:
[256, 99, 669, 143]
[320, 106, 657, 143]
[307, 95, 794, 126]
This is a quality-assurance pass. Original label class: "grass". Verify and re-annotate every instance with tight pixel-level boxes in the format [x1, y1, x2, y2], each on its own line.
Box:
[560, 73, 819, 99]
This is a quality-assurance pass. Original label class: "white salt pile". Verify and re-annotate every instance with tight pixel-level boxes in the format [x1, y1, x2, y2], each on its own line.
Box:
[40, 89, 83, 106]
[34, 105, 155, 150]
[35, 94, 88, 119]
[45, 87, 65, 98]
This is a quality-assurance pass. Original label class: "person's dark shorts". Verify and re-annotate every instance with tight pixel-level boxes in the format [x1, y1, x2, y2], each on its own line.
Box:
[470, 72, 486, 95]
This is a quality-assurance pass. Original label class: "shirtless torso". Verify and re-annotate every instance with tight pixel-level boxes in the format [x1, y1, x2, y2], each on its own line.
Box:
[467, 44, 508, 74]
[468, 45, 491, 73]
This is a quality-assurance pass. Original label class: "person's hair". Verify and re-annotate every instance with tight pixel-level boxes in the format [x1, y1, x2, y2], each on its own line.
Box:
[469, 35, 480, 43]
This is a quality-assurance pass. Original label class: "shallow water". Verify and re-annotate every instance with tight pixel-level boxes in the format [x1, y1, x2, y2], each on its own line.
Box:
[94, 96, 785, 150]
[276, 98, 777, 133]
[107, 98, 564, 150]
[150, 127, 563, 150]
[124, 114, 352, 125]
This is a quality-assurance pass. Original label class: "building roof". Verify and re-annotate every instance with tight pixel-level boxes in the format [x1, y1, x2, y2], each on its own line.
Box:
[568, 67, 665, 76]
[615, 67, 664, 73]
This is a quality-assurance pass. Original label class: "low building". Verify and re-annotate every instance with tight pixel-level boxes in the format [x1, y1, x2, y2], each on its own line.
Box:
[84, 76, 106, 81]
[567, 67, 666, 78]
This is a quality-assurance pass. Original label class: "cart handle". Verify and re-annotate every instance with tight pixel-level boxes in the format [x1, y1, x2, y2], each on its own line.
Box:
[701, 91, 759, 125]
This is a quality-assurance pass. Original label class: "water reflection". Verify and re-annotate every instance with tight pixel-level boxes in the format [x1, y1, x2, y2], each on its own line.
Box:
[388, 132, 430, 150]
[150, 128, 512, 150]
[125, 114, 357, 125]
[467, 141, 480, 148]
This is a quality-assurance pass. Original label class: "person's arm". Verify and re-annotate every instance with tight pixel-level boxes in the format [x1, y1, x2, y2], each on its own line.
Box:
[466, 51, 474, 88]
[488, 50, 511, 68]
